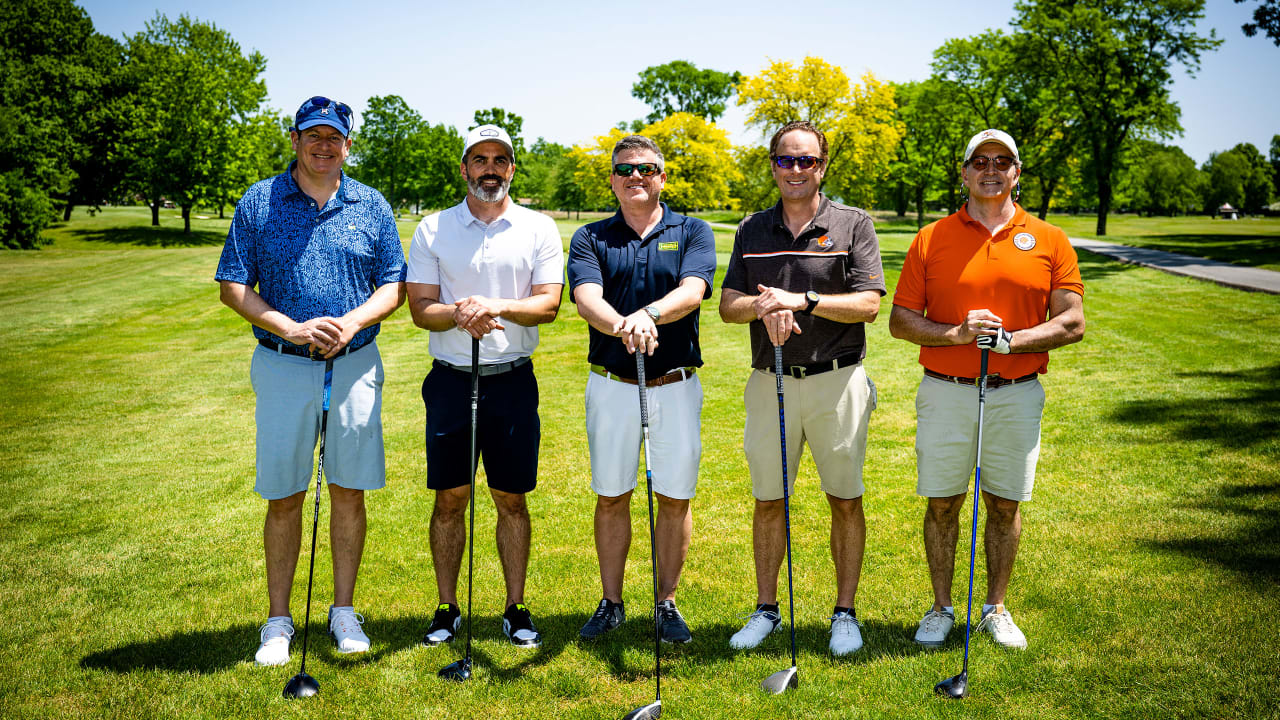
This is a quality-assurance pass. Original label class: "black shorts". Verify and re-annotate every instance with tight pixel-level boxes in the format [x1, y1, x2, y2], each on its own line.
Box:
[423, 360, 539, 494]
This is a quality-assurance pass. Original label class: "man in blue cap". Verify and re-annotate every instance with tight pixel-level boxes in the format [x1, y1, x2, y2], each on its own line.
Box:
[216, 96, 406, 667]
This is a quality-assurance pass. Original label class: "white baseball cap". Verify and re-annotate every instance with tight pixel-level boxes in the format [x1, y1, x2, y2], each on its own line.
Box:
[963, 129, 1020, 164]
[462, 124, 515, 161]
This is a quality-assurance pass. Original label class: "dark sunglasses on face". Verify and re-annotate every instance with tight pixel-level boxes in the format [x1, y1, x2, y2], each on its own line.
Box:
[614, 162, 661, 177]
[966, 155, 1016, 171]
[296, 95, 353, 121]
[771, 155, 824, 170]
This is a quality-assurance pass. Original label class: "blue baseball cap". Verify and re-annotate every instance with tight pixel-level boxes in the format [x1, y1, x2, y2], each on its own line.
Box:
[293, 96, 353, 136]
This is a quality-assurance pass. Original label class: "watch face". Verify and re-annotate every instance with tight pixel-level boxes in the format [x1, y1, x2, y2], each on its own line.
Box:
[806, 291, 819, 303]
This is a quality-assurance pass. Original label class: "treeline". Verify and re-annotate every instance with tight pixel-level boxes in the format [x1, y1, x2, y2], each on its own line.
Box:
[5, 0, 1277, 250]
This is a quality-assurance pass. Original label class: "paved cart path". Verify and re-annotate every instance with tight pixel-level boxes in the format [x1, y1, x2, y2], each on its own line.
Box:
[1069, 237, 1280, 295]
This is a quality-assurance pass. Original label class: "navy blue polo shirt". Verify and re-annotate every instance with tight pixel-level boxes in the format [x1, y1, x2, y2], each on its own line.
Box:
[567, 204, 716, 379]
[215, 162, 406, 352]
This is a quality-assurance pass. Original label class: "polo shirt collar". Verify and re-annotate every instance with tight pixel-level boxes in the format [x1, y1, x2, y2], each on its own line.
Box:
[958, 201, 1028, 234]
[605, 202, 678, 240]
[768, 194, 832, 235]
[456, 198, 513, 229]
[284, 160, 358, 205]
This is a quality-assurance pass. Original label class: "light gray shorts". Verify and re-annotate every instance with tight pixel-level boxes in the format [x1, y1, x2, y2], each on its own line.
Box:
[914, 374, 1045, 502]
[250, 341, 386, 500]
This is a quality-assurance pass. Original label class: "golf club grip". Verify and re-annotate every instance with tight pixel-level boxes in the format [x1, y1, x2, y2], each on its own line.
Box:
[635, 352, 649, 423]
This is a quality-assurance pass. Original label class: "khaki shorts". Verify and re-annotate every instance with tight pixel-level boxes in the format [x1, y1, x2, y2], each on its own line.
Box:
[744, 363, 875, 501]
[914, 374, 1045, 502]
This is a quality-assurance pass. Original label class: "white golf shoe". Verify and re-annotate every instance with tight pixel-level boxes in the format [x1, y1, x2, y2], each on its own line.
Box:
[979, 605, 1028, 649]
[329, 606, 371, 653]
[913, 608, 955, 647]
[828, 610, 863, 656]
[729, 607, 782, 649]
[254, 616, 294, 666]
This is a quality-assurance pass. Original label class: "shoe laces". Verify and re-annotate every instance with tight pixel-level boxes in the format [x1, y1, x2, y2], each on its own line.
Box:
[259, 618, 294, 643]
[588, 600, 618, 623]
[829, 611, 860, 633]
[657, 601, 683, 623]
[980, 609, 1014, 634]
[921, 610, 952, 633]
[331, 608, 365, 633]
[740, 608, 780, 629]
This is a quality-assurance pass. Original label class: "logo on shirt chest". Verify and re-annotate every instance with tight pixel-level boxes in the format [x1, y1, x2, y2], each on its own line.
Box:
[815, 234, 833, 249]
[1013, 232, 1036, 251]
[658, 241, 679, 251]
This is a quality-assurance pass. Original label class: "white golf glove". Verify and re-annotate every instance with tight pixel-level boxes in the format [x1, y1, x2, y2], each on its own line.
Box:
[976, 327, 1012, 354]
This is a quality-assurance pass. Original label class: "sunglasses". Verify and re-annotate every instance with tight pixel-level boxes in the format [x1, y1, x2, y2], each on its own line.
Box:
[613, 162, 661, 177]
[771, 155, 824, 170]
[966, 155, 1016, 171]
[296, 96, 353, 121]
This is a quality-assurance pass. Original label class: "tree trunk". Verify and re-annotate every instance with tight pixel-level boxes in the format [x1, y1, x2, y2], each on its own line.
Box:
[915, 184, 926, 229]
[1095, 167, 1111, 236]
[895, 180, 908, 217]
[218, 204, 225, 219]
[150, 196, 160, 226]
[182, 205, 191, 234]
[64, 202, 74, 222]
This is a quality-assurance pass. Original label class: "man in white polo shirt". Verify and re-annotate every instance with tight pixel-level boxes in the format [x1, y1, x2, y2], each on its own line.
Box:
[406, 124, 565, 649]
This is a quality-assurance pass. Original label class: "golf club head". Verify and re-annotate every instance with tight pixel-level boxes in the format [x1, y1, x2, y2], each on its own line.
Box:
[621, 700, 661, 720]
[934, 670, 968, 699]
[283, 671, 320, 699]
[761, 665, 798, 695]
[438, 657, 472, 682]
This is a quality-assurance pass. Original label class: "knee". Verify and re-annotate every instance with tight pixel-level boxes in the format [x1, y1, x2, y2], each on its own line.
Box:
[267, 491, 305, 518]
[596, 492, 632, 514]
[655, 494, 690, 516]
[327, 485, 365, 511]
[982, 493, 1020, 527]
[827, 494, 863, 519]
[432, 488, 469, 519]
[754, 498, 784, 521]
[491, 489, 530, 520]
[925, 495, 965, 524]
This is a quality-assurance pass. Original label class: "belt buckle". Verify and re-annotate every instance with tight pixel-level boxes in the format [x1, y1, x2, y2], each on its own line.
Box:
[789, 366, 807, 380]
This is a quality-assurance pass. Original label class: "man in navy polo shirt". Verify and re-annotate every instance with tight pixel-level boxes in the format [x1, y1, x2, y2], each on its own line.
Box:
[216, 96, 406, 667]
[566, 135, 716, 644]
[719, 120, 885, 657]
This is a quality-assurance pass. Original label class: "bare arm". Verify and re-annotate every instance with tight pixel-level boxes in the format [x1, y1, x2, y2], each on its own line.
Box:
[1009, 288, 1085, 352]
[721, 284, 880, 346]
[889, 288, 1084, 352]
[408, 282, 563, 339]
[573, 277, 708, 355]
[219, 280, 404, 359]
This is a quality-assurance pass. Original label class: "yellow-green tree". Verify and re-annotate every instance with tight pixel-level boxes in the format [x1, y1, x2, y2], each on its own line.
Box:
[737, 56, 902, 206]
[569, 113, 741, 211]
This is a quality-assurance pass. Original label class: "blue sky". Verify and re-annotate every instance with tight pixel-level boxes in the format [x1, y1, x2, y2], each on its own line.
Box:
[81, 0, 1278, 165]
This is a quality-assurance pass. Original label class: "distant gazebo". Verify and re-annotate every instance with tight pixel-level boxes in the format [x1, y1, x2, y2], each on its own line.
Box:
[1219, 203, 1239, 220]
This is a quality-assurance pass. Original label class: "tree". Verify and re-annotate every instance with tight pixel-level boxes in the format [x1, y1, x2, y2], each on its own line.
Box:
[1235, 0, 1280, 45]
[405, 122, 466, 212]
[728, 145, 777, 218]
[521, 138, 567, 208]
[1201, 150, 1251, 213]
[62, 32, 135, 221]
[124, 13, 268, 233]
[889, 79, 971, 226]
[1269, 134, 1280, 193]
[0, 0, 118, 248]
[1117, 141, 1203, 215]
[351, 95, 424, 213]
[1013, 0, 1220, 235]
[737, 56, 902, 206]
[632, 60, 741, 123]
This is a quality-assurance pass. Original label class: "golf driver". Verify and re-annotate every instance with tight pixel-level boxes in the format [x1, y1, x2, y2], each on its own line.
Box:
[622, 351, 662, 720]
[440, 337, 481, 682]
[934, 348, 990, 700]
[283, 358, 334, 699]
[761, 344, 798, 695]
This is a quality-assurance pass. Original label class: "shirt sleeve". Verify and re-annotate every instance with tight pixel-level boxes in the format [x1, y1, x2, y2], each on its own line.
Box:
[720, 220, 749, 294]
[892, 227, 928, 312]
[214, 196, 256, 286]
[531, 216, 566, 286]
[847, 215, 887, 296]
[406, 216, 440, 285]
[680, 218, 717, 299]
[566, 224, 603, 300]
[1049, 229, 1084, 296]
[372, 197, 407, 285]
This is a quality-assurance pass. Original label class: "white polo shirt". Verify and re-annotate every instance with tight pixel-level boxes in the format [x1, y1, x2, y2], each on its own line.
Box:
[407, 199, 565, 365]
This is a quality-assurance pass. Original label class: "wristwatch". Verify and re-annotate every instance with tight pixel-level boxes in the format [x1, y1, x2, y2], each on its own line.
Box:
[644, 304, 661, 322]
[800, 291, 820, 315]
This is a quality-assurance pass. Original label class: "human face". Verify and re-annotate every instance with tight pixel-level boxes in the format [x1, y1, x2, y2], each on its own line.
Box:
[461, 141, 515, 203]
[609, 148, 665, 209]
[291, 126, 351, 180]
[962, 141, 1021, 201]
[770, 129, 825, 202]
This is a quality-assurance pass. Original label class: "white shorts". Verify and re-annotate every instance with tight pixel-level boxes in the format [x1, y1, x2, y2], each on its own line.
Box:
[744, 363, 875, 501]
[250, 341, 387, 500]
[914, 374, 1045, 502]
[584, 369, 702, 500]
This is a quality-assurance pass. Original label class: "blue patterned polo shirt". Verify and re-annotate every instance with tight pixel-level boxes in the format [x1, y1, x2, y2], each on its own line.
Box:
[215, 162, 407, 351]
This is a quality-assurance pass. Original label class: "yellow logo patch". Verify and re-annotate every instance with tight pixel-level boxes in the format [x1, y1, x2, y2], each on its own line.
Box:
[658, 241, 679, 251]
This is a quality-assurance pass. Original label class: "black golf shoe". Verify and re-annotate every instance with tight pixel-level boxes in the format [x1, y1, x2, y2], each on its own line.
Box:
[503, 603, 542, 648]
[579, 598, 625, 641]
[657, 599, 692, 644]
[422, 603, 461, 646]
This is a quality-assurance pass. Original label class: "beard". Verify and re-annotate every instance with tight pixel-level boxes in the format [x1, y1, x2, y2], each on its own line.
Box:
[468, 173, 510, 203]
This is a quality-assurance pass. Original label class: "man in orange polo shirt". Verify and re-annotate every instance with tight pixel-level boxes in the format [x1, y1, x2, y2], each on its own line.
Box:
[889, 129, 1084, 650]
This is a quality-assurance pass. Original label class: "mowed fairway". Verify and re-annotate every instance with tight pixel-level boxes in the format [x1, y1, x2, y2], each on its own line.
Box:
[1, 207, 1277, 719]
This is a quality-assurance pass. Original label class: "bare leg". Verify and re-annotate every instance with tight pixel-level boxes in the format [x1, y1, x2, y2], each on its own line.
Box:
[328, 485, 366, 607]
[923, 494, 966, 611]
[654, 493, 691, 602]
[429, 485, 470, 606]
[264, 492, 305, 617]
[594, 492, 632, 604]
[827, 494, 865, 609]
[982, 491, 1022, 606]
[491, 487, 531, 608]
[752, 498, 785, 605]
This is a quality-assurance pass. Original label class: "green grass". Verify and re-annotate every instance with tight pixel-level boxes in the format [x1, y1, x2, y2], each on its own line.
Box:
[1, 207, 1278, 719]
[1049, 213, 1280, 272]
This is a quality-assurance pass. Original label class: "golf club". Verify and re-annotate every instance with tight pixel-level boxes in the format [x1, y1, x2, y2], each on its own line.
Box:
[934, 348, 990, 700]
[761, 344, 798, 695]
[621, 351, 662, 720]
[439, 337, 480, 682]
[283, 358, 334, 699]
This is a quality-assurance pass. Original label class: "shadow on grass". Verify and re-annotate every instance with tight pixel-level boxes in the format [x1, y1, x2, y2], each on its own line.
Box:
[68, 225, 226, 248]
[1141, 482, 1280, 585]
[1124, 233, 1280, 269]
[1074, 247, 1141, 282]
[1108, 363, 1280, 449]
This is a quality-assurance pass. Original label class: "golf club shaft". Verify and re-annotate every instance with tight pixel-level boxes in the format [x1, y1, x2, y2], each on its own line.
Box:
[298, 359, 334, 675]
[960, 349, 990, 675]
[635, 352, 661, 703]
[464, 337, 479, 663]
[773, 345, 797, 669]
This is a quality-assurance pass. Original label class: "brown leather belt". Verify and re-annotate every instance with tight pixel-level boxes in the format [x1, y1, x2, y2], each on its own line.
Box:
[924, 369, 1038, 389]
[591, 364, 696, 388]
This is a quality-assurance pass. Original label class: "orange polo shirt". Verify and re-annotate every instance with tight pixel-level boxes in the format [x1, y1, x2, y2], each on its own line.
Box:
[892, 204, 1083, 378]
